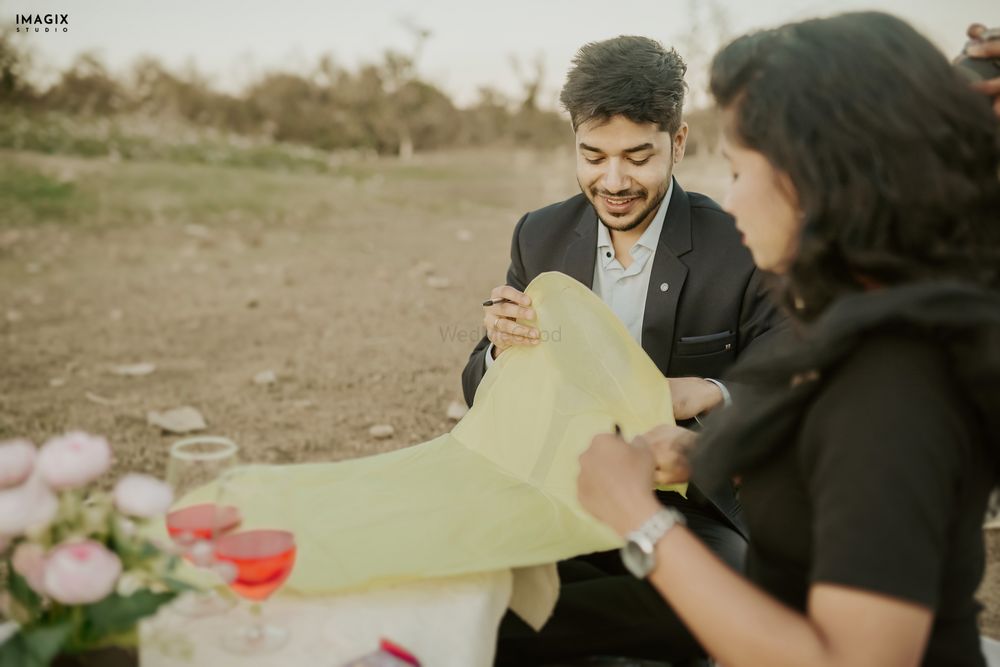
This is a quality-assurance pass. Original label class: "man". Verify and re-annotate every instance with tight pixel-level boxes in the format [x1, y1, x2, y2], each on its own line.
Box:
[461, 37, 781, 664]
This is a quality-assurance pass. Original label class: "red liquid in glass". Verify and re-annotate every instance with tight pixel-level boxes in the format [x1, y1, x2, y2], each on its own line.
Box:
[214, 529, 296, 601]
[166, 503, 243, 543]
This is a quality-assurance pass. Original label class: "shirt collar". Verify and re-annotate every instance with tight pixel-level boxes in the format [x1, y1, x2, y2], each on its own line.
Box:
[596, 177, 675, 255]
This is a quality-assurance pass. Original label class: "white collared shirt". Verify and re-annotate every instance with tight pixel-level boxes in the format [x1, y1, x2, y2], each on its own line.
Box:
[591, 178, 674, 345]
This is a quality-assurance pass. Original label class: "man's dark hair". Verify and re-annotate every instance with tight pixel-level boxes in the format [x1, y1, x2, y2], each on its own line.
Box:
[710, 12, 1000, 320]
[560, 36, 687, 134]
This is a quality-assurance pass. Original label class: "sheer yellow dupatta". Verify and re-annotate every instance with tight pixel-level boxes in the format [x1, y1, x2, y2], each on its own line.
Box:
[167, 271, 681, 594]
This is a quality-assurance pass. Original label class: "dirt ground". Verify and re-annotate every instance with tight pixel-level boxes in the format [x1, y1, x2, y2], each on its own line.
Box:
[0, 148, 578, 466]
[1, 147, 998, 637]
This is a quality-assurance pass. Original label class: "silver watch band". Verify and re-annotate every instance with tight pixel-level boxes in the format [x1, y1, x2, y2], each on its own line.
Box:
[621, 507, 686, 579]
[635, 506, 686, 545]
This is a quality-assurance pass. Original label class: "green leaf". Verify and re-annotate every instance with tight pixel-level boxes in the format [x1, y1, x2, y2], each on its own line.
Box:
[81, 591, 176, 644]
[86, 628, 139, 651]
[0, 621, 74, 667]
[7, 570, 41, 612]
[0, 636, 31, 667]
[138, 540, 161, 560]
[160, 575, 199, 593]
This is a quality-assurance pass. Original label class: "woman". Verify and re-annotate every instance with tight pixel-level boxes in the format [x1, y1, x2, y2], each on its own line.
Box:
[577, 12, 1000, 667]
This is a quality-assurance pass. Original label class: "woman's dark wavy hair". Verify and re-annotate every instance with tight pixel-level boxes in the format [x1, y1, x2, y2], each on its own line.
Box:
[710, 12, 1000, 320]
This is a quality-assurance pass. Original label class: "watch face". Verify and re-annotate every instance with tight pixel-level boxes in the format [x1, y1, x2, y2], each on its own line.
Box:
[622, 539, 654, 578]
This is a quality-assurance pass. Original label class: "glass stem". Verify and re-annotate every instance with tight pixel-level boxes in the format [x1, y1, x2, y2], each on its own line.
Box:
[247, 602, 265, 642]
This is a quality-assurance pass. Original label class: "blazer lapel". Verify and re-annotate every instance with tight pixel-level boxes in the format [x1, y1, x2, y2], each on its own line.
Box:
[561, 204, 598, 288]
[641, 180, 693, 374]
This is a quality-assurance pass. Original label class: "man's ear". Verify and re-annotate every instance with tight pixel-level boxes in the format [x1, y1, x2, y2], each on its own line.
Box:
[673, 122, 689, 163]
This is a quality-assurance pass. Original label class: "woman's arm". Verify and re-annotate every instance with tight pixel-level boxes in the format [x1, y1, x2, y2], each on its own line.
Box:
[578, 434, 933, 667]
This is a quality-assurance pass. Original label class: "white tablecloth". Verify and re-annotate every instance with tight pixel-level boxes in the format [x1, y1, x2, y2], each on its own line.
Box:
[141, 568, 536, 666]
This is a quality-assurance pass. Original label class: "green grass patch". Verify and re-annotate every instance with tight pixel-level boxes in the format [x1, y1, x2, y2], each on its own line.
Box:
[0, 107, 550, 231]
[0, 161, 93, 225]
[0, 109, 335, 174]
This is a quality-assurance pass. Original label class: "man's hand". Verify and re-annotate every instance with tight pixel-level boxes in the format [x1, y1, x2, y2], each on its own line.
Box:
[484, 285, 538, 358]
[639, 423, 699, 485]
[668, 377, 723, 421]
[966, 23, 1000, 118]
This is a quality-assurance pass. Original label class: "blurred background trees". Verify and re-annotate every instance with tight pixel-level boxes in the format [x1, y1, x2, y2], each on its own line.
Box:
[0, 28, 35, 105]
[0, 21, 729, 164]
[0, 26, 575, 162]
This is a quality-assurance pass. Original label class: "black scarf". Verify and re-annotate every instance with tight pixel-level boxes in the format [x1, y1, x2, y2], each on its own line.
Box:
[693, 281, 1000, 488]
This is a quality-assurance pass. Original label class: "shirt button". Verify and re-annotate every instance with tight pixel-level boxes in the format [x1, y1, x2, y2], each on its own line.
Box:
[606, 251, 612, 258]
[660, 282, 669, 292]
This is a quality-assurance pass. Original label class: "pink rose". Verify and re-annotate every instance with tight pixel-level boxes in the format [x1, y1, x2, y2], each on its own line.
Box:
[12, 542, 48, 595]
[0, 439, 36, 490]
[113, 474, 173, 518]
[43, 540, 122, 604]
[0, 472, 58, 536]
[37, 432, 111, 490]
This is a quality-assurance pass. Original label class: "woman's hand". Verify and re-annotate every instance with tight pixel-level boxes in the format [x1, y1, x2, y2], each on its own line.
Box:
[577, 432, 662, 537]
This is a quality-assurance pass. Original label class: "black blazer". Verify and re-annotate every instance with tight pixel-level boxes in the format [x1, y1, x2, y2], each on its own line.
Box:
[461, 181, 782, 537]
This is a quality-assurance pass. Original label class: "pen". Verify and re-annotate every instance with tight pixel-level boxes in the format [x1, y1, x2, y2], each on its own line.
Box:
[482, 298, 517, 307]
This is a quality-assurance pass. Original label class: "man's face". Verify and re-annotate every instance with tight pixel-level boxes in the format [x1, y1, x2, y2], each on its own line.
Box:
[575, 115, 686, 233]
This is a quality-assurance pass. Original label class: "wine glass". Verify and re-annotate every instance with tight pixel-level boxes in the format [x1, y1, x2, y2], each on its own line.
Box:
[214, 467, 297, 654]
[164, 435, 242, 616]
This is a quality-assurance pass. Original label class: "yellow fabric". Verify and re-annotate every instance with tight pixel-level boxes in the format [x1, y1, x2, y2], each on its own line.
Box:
[165, 271, 683, 595]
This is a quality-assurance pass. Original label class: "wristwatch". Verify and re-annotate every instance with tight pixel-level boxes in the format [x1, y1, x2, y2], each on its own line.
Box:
[620, 507, 686, 578]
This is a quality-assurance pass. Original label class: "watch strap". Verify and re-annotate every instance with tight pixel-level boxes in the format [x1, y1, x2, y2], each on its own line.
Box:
[632, 507, 685, 546]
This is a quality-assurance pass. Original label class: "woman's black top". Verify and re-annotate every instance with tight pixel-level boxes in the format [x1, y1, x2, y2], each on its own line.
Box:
[738, 333, 994, 666]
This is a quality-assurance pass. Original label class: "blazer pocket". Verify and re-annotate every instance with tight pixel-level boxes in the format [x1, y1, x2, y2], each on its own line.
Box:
[675, 330, 736, 357]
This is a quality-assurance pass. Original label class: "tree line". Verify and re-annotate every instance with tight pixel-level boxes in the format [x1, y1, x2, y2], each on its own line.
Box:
[0, 30, 570, 157]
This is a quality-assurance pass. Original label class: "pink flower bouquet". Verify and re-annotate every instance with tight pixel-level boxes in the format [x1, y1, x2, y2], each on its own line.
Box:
[0, 433, 190, 666]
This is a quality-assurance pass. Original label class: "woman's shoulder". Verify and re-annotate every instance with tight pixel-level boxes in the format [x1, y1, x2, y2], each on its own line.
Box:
[815, 331, 958, 411]
[800, 330, 975, 467]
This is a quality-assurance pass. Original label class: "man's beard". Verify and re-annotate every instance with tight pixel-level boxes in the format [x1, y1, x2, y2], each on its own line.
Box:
[583, 180, 670, 233]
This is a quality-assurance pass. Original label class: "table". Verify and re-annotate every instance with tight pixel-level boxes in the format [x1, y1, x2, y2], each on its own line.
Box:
[141, 565, 558, 666]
